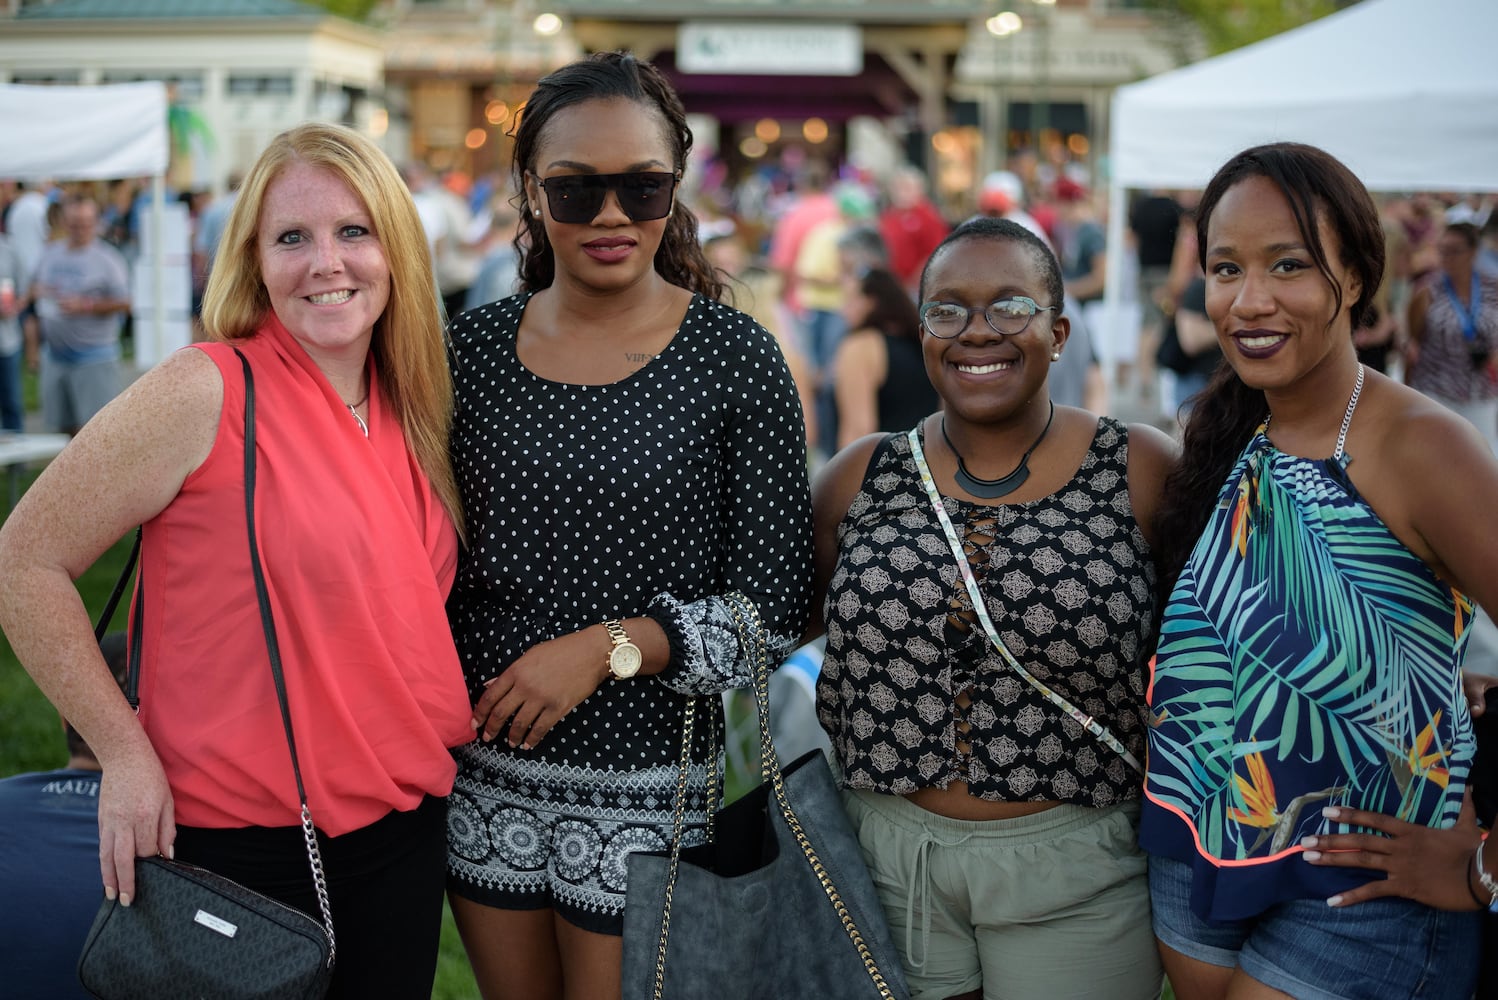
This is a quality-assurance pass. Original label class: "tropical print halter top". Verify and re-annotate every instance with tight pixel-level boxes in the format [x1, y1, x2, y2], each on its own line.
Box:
[1141, 419, 1476, 921]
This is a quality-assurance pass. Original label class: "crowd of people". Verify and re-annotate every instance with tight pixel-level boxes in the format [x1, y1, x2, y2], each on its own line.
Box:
[1, 49, 1497, 1000]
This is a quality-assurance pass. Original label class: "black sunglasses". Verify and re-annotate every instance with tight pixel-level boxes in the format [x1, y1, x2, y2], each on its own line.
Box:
[531, 171, 679, 225]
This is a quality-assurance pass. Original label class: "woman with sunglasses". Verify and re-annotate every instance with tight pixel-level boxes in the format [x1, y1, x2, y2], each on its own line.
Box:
[809, 217, 1175, 999]
[442, 52, 812, 999]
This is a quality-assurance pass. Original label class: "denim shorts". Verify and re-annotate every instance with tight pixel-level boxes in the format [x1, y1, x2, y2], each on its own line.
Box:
[1149, 854, 1481, 1000]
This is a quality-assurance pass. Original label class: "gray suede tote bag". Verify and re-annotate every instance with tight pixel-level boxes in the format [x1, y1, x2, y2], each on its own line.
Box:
[621, 594, 909, 1000]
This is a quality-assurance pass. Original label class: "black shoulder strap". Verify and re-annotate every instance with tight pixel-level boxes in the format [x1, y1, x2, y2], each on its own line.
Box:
[91, 350, 309, 805]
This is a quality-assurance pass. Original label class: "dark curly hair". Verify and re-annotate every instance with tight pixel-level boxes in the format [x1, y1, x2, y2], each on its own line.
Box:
[1154, 142, 1385, 595]
[510, 51, 723, 299]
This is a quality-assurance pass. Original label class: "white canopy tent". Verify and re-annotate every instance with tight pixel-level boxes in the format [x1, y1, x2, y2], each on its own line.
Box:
[0, 81, 176, 365]
[1100, 0, 1498, 373]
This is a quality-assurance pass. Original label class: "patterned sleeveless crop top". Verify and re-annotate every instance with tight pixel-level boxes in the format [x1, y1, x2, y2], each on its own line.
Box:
[1141, 426, 1476, 921]
[816, 418, 1156, 806]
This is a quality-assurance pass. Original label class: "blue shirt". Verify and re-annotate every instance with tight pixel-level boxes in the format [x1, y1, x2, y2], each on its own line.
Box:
[0, 768, 104, 999]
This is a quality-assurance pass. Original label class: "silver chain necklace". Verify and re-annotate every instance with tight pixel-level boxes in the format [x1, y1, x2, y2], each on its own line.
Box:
[1263, 362, 1365, 464]
[346, 404, 368, 437]
[1332, 363, 1365, 461]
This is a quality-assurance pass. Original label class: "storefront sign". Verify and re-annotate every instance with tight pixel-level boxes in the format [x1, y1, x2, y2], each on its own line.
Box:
[678, 22, 863, 76]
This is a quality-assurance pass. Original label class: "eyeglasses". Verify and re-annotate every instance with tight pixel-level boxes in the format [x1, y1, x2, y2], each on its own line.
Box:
[531, 171, 679, 225]
[919, 296, 1057, 339]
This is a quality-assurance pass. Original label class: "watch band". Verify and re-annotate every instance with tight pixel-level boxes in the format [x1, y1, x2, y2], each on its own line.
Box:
[603, 619, 642, 680]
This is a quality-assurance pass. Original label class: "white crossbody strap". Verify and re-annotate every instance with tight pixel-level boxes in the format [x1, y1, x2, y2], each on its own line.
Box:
[907, 427, 1144, 776]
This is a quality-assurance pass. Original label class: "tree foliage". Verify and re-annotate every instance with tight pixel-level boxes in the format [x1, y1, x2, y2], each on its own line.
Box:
[1147, 0, 1352, 56]
[307, 0, 381, 22]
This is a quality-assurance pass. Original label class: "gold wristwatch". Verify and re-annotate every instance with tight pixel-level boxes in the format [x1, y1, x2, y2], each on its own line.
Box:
[603, 619, 642, 680]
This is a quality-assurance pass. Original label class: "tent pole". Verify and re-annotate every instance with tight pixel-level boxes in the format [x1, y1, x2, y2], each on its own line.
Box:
[151, 172, 165, 370]
[1101, 173, 1127, 397]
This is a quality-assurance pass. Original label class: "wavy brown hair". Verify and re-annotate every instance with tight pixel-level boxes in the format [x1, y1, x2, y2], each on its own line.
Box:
[853, 268, 921, 342]
[200, 122, 461, 534]
[1154, 142, 1384, 594]
[509, 51, 723, 299]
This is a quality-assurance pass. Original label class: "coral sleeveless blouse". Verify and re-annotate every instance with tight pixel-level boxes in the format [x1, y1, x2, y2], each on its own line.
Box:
[136, 317, 472, 836]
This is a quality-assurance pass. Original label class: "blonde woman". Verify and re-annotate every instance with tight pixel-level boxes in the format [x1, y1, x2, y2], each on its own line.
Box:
[0, 123, 472, 999]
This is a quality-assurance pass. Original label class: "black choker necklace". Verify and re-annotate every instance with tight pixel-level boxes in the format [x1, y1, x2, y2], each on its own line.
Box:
[941, 402, 1056, 499]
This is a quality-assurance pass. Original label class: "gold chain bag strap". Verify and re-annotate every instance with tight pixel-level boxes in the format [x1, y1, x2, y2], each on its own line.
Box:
[643, 593, 905, 1000]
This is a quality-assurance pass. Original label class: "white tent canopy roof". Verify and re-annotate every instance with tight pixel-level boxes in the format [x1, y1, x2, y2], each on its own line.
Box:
[1110, 0, 1498, 193]
[0, 81, 169, 181]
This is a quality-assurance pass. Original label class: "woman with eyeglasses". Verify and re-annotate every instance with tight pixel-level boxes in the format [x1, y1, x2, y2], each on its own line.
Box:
[1405, 221, 1498, 453]
[808, 217, 1175, 999]
[442, 52, 812, 999]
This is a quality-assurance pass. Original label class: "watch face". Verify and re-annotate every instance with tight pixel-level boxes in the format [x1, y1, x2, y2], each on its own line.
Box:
[610, 642, 643, 678]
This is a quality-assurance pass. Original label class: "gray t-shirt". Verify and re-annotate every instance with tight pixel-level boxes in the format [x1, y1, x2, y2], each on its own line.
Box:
[0, 235, 23, 357]
[1049, 294, 1096, 409]
[33, 239, 129, 356]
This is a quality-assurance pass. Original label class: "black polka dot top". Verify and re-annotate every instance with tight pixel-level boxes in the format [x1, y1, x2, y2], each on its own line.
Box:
[446, 291, 813, 770]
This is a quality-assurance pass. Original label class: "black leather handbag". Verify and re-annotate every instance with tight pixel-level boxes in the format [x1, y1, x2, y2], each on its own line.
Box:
[621, 594, 909, 1000]
[76, 349, 335, 1000]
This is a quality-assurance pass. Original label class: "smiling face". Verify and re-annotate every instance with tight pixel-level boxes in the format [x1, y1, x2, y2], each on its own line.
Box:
[522, 97, 676, 295]
[1203, 175, 1360, 392]
[920, 234, 1067, 426]
[257, 161, 390, 363]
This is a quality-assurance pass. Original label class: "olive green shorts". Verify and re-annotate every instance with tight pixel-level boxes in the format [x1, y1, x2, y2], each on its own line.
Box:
[843, 790, 1162, 1000]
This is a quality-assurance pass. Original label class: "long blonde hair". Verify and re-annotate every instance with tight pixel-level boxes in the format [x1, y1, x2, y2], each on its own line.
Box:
[200, 122, 461, 534]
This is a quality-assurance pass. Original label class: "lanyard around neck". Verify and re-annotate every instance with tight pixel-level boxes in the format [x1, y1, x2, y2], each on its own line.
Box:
[906, 426, 1144, 776]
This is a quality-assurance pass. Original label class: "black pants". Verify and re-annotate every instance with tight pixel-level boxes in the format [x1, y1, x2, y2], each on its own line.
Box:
[175, 795, 448, 1000]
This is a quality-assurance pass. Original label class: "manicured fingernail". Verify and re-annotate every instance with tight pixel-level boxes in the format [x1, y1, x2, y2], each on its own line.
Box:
[1301, 836, 1319, 848]
[168, 845, 175, 860]
[1322, 807, 1342, 819]
[520, 743, 531, 751]
[1326, 894, 1344, 907]
[471, 717, 481, 730]
[1302, 850, 1322, 861]
[105, 887, 117, 901]
[120, 893, 132, 908]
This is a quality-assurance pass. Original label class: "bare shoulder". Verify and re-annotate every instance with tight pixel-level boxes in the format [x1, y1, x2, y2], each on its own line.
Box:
[813, 432, 888, 526]
[1124, 421, 1179, 548]
[37, 347, 224, 512]
[1, 348, 225, 574]
[1366, 373, 1489, 479]
[836, 327, 884, 357]
[1125, 420, 1179, 485]
[88, 347, 224, 462]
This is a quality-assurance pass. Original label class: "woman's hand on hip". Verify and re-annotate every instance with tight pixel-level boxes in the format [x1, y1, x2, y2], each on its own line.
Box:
[97, 740, 176, 907]
[471, 627, 611, 749]
[1299, 791, 1484, 911]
